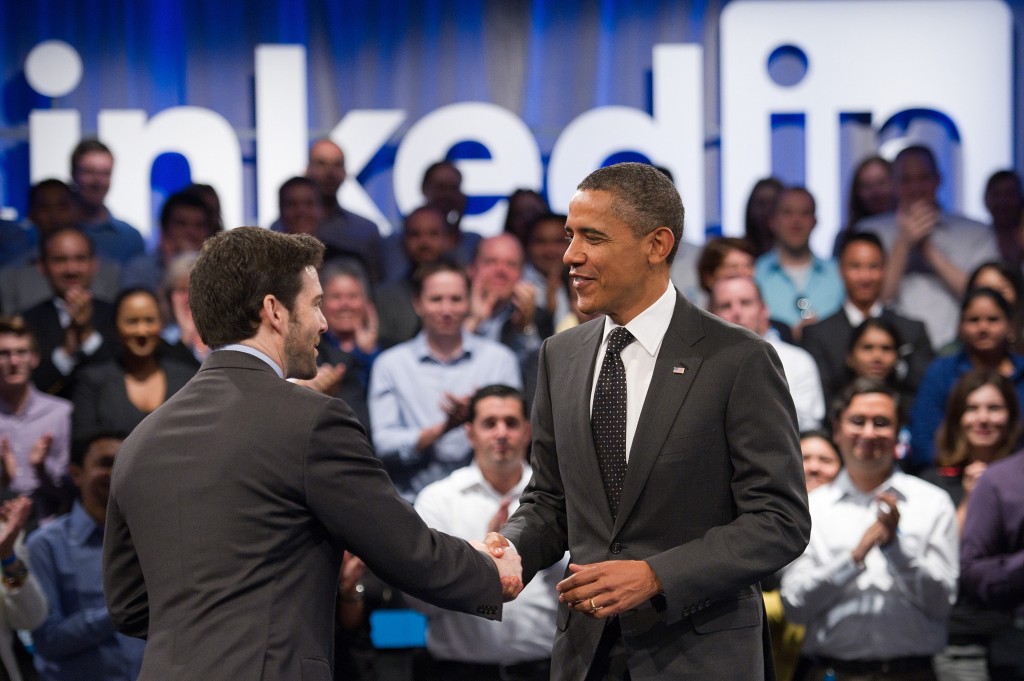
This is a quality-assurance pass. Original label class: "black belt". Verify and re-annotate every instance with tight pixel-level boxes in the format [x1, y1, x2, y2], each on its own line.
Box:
[433, 657, 551, 680]
[814, 655, 933, 674]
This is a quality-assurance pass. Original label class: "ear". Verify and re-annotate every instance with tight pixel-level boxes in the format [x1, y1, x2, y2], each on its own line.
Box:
[261, 294, 288, 334]
[646, 226, 675, 265]
[69, 464, 84, 489]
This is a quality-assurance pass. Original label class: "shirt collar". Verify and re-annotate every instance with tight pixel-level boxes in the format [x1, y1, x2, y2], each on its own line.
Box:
[843, 300, 883, 326]
[458, 460, 533, 498]
[69, 500, 104, 543]
[832, 467, 906, 502]
[214, 344, 284, 378]
[413, 330, 474, 364]
[601, 282, 676, 357]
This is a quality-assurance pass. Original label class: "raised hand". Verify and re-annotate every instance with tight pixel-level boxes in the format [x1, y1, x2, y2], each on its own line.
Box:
[28, 434, 53, 470]
[471, 539, 523, 601]
[486, 499, 511, 535]
[355, 303, 380, 354]
[0, 438, 16, 489]
[295, 363, 346, 395]
[0, 497, 32, 559]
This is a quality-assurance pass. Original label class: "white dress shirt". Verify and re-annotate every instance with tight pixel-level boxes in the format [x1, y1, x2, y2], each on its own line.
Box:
[590, 283, 676, 461]
[781, 469, 958, 660]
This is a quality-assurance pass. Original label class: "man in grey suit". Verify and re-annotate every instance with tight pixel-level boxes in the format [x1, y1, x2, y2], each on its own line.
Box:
[487, 163, 810, 680]
[103, 227, 521, 680]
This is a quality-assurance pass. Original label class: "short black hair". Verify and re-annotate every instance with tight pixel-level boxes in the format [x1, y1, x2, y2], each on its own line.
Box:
[71, 430, 127, 468]
[838, 231, 885, 260]
[468, 384, 527, 422]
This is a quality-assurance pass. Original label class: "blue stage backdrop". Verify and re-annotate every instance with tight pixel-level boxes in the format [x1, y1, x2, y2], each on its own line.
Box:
[1, 0, 1021, 253]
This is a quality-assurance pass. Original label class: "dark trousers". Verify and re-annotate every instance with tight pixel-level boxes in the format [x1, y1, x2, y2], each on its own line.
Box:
[583, 618, 631, 681]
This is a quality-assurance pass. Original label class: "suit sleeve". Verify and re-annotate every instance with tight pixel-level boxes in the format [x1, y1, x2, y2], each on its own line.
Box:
[304, 399, 504, 619]
[102, 488, 150, 639]
[644, 339, 811, 622]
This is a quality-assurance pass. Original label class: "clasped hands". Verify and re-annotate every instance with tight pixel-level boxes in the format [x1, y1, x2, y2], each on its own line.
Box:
[477, 532, 662, 615]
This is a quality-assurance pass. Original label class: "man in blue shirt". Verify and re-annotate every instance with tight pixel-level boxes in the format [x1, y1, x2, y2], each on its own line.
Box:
[70, 140, 145, 265]
[27, 431, 145, 681]
[754, 186, 844, 338]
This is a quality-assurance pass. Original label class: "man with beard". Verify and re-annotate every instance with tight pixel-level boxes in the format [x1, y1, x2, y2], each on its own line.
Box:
[103, 227, 521, 680]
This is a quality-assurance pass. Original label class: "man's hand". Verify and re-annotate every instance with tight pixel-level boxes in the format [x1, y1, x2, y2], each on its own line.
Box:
[509, 281, 538, 332]
[466, 283, 499, 333]
[355, 303, 380, 354]
[440, 392, 471, 432]
[851, 492, 901, 565]
[0, 438, 16, 489]
[487, 499, 511, 535]
[295, 363, 346, 395]
[896, 200, 939, 247]
[556, 561, 663, 619]
[471, 539, 523, 601]
[0, 497, 32, 560]
[28, 434, 53, 470]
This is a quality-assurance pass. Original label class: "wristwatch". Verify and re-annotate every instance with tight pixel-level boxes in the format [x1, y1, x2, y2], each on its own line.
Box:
[1, 558, 28, 589]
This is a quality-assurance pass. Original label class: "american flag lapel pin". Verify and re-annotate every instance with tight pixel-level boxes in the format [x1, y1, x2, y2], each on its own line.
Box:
[672, 364, 686, 375]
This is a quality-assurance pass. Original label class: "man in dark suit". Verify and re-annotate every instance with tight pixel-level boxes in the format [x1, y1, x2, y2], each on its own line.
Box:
[22, 227, 116, 397]
[103, 227, 521, 680]
[487, 163, 811, 680]
[802, 231, 934, 405]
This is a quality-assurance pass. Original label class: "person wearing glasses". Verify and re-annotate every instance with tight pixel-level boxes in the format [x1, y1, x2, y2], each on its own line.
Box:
[782, 378, 957, 681]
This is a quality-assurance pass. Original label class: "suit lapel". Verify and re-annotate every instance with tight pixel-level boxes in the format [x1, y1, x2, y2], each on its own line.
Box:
[613, 295, 705, 535]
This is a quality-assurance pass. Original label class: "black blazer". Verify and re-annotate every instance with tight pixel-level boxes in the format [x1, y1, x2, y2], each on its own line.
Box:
[22, 298, 116, 397]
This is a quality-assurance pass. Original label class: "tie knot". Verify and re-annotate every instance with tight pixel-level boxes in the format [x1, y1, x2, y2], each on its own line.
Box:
[607, 327, 635, 354]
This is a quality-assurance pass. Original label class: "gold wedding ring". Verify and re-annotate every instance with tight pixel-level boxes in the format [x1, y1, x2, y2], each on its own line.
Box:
[589, 597, 599, 612]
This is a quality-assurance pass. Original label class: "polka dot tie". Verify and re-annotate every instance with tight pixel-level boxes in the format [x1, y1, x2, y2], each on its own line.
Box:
[592, 326, 635, 519]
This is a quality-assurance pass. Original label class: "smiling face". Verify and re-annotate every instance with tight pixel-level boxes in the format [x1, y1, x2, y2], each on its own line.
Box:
[0, 333, 38, 392]
[282, 267, 327, 380]
[834, 392, 898, 480]
[41, 230, 98, 299]
[840, 241, 885, 309]
[414, 270, 470, 341]
[116, 292, 163, 360]
[801, 434, 842, 492]
[960, 295, 1010, 356]
[769, 189, 816, 254]
[563, 189, 668, 325]
[960, 383, 1010, 456]
[527, 216, 568, 277]
[471, 234, 524, 302]
[72, 150, 113, 210]
[847, 326, 898, 381]
[322, 274, 367, 335]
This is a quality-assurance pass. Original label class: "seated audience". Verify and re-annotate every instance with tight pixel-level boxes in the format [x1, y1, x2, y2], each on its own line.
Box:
[754, 186, 844, 337]
[744, 176, 784, 257]
[23, 228, 117, 397]
[28, 432, 145, 680]
[411, 385, 564, 681]
[0, 496, 47, 681]
[803, 232, 934, 404]
[0, 318, 71, 522]
[832, 155, 895, 255]
[709, 276, 825, 431]
[856, 145, 998, 348]
[963, 261, 1024, 355]
[983, 169, 1023, 267]
[368, 261, 521, 500]
[69, 139, 145, 265]
[960, 447, 1024, 680]
[922, 370, 1020, 681]
[782, 378, 958, 680]
[911, 287, 1024, 471]
[72, 288, 195, 437]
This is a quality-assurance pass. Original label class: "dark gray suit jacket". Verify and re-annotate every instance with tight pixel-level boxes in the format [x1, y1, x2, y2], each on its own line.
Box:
[103, 350, 502, 681]
[502, 292, 810, 680]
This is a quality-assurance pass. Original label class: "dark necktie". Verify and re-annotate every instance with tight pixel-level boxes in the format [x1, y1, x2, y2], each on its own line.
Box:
[592, 326, 635, 519]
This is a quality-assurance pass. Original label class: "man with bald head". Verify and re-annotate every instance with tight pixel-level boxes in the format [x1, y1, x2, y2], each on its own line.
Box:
[709, 275, 825, 431]
[303, 139, 385, 284]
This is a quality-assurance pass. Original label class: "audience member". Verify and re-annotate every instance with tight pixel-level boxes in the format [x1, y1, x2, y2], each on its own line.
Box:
[691, 236, 756, 310]
[922, 370, 1020, 680]
[502, 188, 548, 247]
[833, 155, 895, 254]
[69, 140, 145, 265]
[960, 448, 1024, 680]
[782, 378, 958, 680]
[376, 206, 454, 343]
[368, 261, 521, 500]
[274, 175, 323, 236]
[522, 213, 570, 328]
[983, 169, 1023, 268]
[0, 496, 47, 681]
[158, 252, 207, 368]
[412, 385, 565, 681]
[0, 180, 119, 317]
[744, 176, 784, 256]
[421, 161, 480, 265]
[466, 234, 553, 369]
[964, 261, 1024, 355]
[910, 287, 1024, 471]
[843, 318, 915, 426]
[0, 317, 71, 522]
[304, 141, 385, 284]
[856, 145, 998, 348]
[754, 186, 844, 337]
[71, 288, 195, 438]
[27, 432, 145, 680]
[184, 182, 224, 232]
[314, 265, 384, 433]
[709, 276, 825, 431]
[120, 189, 215, 292]
[22, 229, 116, 397]
[803, 232, 934, 405]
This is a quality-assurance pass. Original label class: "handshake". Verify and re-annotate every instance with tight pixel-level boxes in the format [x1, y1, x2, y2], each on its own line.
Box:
[471, 532, 523, 601]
